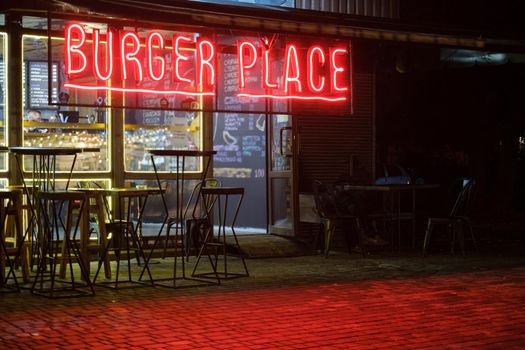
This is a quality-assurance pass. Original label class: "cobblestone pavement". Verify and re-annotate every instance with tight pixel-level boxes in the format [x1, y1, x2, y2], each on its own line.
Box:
[1, 250, 525, 349]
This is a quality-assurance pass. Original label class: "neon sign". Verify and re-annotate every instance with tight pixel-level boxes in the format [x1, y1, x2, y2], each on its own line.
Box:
[63, 24, 350, 103]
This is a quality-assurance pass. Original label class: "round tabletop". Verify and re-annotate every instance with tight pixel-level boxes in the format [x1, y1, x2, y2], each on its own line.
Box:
[9, 146, 101, 156]
[148, 149, 217, 157]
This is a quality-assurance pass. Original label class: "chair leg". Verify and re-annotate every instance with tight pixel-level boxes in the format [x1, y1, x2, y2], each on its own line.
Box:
[422, 219, 434, 256]
[324, 220, 334, 257]
[355, 218, 366, 258]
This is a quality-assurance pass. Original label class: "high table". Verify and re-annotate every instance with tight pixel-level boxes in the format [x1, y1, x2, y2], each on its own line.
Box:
[343, 183, 439, 250]
[141, 149, 216, 288]
[9, 146, 100, 279]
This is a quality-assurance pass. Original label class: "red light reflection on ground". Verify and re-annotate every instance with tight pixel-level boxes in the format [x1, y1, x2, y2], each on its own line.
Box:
[1, 268, 524, 348]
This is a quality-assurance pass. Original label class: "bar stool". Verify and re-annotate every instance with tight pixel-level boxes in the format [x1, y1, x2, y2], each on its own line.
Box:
[0, 188, 28, 291]
[192, 187, 249, 281]
[68, 188, 112, 280]
[32, 190, 94, 298]
[93, 188, 154, 288]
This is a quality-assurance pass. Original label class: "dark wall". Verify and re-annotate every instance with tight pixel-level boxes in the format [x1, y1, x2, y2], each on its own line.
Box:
[376, 48, 525, 218]
[297, 41, 376, 192]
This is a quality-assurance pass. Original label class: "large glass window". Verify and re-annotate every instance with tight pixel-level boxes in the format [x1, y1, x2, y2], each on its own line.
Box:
[22, 35, 110, 172]
[124, 108, 202, 172]
[0, 32, 7, 171]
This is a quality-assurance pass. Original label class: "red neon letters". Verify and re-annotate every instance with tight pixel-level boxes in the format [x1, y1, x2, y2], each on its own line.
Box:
[238, 41, 257, 89]
[93, 29, 113, 81]
[147, 32, 166, 81]
[236, 41, 349, 100]
[64, 24, 216, 93]
[65, 24, 87, 75]
[64, 23, 349, 101]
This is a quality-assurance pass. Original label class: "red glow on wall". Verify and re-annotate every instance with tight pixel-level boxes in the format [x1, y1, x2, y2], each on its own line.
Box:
[147, 32, 166, 81]
[65, 24, 88, 76]
[284, 44, 302, 93]
[238, 41, 258, 89]
[307, 46, 326, 93]
[93, 29, 113, 81]
[173, 35, 192, 84]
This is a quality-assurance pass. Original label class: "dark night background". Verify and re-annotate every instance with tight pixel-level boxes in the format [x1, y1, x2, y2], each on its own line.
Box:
[375, 0, 525, 232]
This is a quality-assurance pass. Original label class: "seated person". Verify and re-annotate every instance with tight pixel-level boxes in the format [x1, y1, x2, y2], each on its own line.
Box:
[334, 163, 387, 247]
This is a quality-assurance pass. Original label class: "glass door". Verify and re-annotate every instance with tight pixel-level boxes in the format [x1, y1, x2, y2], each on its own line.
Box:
[268, 114, 297, 236]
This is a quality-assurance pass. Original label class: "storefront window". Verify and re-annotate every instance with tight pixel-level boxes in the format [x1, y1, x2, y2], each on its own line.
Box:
[22, 16, 47, 30]
[22, 35, 110, 172]
[0, 32, 7, 171]
[124, 108, 202, 172]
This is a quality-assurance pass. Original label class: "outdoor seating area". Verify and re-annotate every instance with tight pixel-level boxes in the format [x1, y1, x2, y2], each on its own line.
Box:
[0, 147, 250, 297]
[312, 176, 479, 258]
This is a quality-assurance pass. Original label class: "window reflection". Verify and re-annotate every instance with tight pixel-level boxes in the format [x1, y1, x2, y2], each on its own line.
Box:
[22, 35, 109, 172]
[0, 33, 7, 171]
[124, 108, 202, 172]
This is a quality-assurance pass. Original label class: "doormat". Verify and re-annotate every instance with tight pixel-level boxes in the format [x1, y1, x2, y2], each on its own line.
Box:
[227, 234, 314, 259]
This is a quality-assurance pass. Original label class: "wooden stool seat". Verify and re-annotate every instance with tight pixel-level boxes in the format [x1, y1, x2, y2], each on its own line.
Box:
[0, 188, 29, 290]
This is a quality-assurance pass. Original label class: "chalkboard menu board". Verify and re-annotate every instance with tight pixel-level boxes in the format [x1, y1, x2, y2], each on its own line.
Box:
[27, 61, 59, 109]
[213, 49, 267, 229]
[214, 51, 266, 176]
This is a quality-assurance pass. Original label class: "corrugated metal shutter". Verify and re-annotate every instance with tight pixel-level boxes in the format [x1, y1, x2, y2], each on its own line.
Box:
[296, 0, 399, 18]
[297, 71, 375, 192]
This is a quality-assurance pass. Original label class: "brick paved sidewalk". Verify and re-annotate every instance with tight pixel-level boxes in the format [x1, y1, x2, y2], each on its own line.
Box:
[1, 253, 525, 349]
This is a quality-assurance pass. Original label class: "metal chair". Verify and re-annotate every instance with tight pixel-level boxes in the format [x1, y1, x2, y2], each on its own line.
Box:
[313, 181, 365, 257]
[32, 190, 94, 297]
[93, 188, 154, 288]
[423, 178, 477, 256]
[192, 187, 248, 281]
[183, 178, 221, 259]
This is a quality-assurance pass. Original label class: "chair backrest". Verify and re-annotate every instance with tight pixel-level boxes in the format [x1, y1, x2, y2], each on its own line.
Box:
[187, 178, 222, 219]
[450, 178, 476, 217]
[313, 180, 339, 219]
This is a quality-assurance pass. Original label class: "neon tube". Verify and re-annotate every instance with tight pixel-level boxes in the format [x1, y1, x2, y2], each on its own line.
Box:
[64, 83, 215, 96]
[120, 31, 143, 83]
[147, 31, 166, 81]
[331, 48, 348, 92]
[307, 46, 325, 92]
[284, 45, 302, 93]
[237, 93, 345, 102]
[238, 41, 257, 89]
[65, 24, 87, 75]
[173, 35, 192, 83]
[197, 39, 215, 88]
[262, 49, 278, 89]
[93, 29, 113, 81]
